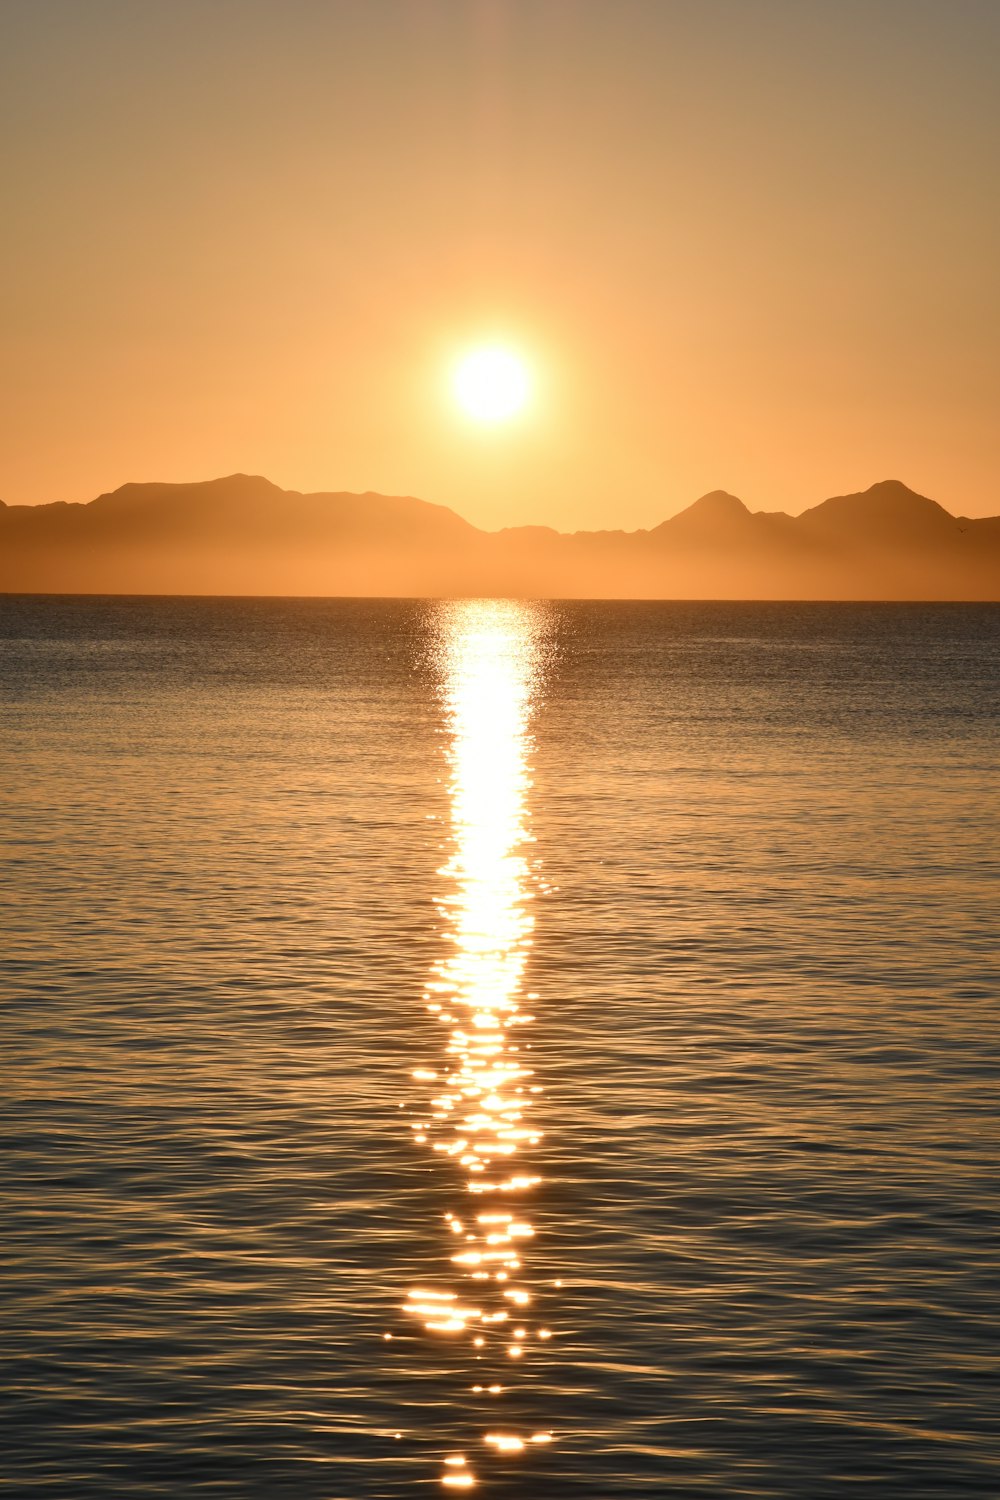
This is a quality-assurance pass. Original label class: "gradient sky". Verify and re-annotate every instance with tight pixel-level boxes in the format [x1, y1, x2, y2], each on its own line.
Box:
[2, 0, 998, 529]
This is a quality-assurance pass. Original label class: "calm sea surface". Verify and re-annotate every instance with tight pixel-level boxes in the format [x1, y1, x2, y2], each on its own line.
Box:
[2, 596, 999, 1499]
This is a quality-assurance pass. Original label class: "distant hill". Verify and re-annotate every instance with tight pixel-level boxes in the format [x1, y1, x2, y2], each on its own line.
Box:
[1, 475, 997, 599]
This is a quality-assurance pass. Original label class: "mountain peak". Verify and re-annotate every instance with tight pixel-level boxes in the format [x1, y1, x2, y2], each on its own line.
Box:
[654, 490, 750, 529]
[92, 473, 284, 512]
[649, 489, 749, 531]
[686, 489, 749, 517]
[864, 479, 929, 501]
[799, 478, 959, 538]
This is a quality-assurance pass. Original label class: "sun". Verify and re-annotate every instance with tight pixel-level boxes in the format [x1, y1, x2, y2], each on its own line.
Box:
[453, 346, 531, 423]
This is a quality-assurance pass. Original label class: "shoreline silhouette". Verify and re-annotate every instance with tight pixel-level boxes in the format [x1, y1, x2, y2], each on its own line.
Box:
[2, 475, 997, 600]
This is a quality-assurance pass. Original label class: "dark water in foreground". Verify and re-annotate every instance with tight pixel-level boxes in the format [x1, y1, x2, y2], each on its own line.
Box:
[2, 596, 999, 1498]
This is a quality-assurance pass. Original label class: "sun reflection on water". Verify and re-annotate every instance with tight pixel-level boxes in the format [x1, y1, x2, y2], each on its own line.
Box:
[405, 600, 552, 1488]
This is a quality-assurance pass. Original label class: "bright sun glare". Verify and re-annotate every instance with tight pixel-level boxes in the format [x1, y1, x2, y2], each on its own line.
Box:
[453, 347, 531, 423]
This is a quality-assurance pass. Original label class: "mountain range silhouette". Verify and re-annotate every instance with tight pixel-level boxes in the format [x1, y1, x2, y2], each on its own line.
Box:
[1, 476, 997, 598]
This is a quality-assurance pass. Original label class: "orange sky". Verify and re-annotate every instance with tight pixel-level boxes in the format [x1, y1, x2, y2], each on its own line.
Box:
[2, 0, 998, 529]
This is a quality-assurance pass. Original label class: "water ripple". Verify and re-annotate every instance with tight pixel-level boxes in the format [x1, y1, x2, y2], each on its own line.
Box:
[2, 596, 999, 1497]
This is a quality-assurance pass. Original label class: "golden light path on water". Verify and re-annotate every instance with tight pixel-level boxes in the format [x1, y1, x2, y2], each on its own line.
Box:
[404, 600, 553, 1491]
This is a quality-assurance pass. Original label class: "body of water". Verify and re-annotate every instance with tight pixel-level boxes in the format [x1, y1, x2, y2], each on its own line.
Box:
[2, 596, 998, 1497]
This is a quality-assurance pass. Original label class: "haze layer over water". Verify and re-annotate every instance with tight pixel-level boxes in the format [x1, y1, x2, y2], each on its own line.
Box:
[2, 597, 998, 1497]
